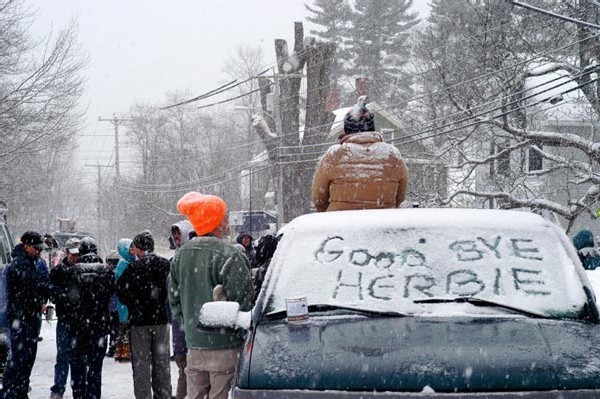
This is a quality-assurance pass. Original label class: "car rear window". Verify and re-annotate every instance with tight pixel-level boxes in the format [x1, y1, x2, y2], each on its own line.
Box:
[264, 213, 587, 319]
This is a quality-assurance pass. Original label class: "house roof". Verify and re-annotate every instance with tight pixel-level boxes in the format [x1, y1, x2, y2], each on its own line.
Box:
[525, 65, 596, 121]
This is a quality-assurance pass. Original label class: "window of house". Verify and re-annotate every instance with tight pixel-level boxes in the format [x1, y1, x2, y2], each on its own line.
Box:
[381, 129, 395, 143]
[497, 142, 510, 176]
[529, 145, 543, 172]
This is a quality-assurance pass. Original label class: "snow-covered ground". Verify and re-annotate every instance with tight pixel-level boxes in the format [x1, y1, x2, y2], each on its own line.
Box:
[27, 320, 180, 399]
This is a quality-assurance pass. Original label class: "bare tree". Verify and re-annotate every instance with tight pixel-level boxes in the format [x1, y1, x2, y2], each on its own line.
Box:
[411, 0, 600, 232]
[0, 0, 87, 234]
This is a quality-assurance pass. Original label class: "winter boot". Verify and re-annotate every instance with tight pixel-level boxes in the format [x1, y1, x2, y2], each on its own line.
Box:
[121, 341, 131, 362]
[115, 341, 131, 362]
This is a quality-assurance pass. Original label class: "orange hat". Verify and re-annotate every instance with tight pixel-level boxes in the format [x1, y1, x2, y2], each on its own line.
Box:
[177, 192, 227, 236]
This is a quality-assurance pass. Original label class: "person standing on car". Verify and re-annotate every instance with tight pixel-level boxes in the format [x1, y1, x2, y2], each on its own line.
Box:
[48, 237, 80, 399]
[114, 238, 133, 362]
[65, 236, 114, 399]
[117, 231, 172, 399]
[311, 96, 409, 212]
[169, 220, 193, 399]
[1, 231, 50, 399]
[170, 192, 254, 399]
[572, 229, 600, 270]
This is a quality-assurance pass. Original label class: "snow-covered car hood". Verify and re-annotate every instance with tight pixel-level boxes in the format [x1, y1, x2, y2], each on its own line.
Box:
[240, 316, 600, 393]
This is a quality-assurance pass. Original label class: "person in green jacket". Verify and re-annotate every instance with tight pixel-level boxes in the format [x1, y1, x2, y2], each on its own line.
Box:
[169, 192, 254, 399]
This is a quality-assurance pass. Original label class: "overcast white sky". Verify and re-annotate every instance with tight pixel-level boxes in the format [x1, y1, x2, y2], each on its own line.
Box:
[29, 0, 430, 182]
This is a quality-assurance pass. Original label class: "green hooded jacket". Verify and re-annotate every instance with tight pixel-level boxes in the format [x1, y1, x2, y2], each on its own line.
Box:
[169, 236, 253, 349]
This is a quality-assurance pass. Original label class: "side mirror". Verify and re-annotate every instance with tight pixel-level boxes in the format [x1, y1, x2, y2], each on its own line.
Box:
[197, 301, 251, 332]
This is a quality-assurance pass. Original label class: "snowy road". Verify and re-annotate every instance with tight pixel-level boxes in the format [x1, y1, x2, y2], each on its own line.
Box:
[27, 320, 180, 399]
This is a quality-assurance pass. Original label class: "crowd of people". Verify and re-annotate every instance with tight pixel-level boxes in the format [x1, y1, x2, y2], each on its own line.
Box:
[0, 99, 409, 399]
[1, 199, 280, 399]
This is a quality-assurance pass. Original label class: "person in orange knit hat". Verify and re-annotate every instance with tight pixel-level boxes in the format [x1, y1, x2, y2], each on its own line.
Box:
[169, 192, 254, 399]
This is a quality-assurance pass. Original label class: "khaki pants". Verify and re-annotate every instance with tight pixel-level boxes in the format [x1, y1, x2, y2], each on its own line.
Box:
[186, 348, 240, 399]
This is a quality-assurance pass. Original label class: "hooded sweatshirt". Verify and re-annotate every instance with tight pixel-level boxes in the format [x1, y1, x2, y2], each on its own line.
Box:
[172, 220, 193, 247]
[115, 238, 134, 323]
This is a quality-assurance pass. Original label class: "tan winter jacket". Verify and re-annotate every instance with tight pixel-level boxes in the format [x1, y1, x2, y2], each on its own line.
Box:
[311, 131, 409, 212]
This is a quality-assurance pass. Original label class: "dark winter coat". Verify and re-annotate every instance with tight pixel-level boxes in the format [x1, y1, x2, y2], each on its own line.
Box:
[236, 232, 256, 267]
[6, 244, 50, 321]
[49, 256, 77, 318]
[253, 234, 279, 300]
[572, 229, 600, 270]
[311, 131, 409, 212]
[116, 253, 170, 326]
[65, 254, 115, 333]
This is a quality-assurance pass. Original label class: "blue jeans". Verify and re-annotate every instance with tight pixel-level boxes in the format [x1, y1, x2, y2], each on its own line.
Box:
[1, 317, 40, 399]
[68, 326, 107, 399]
[50, 319, 70, 395]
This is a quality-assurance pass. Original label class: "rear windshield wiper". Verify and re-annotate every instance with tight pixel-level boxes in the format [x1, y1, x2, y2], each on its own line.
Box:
[413, 296, 553, 319]
[265, 304, 407, 320]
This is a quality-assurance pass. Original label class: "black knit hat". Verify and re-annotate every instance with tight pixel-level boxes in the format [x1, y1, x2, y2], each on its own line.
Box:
[344, 95, 375, 135]
[21, 231, 46, 250]
[132, 230, 154, 252]
[79, 236, 97, 255]
[344, 110, 374, 134]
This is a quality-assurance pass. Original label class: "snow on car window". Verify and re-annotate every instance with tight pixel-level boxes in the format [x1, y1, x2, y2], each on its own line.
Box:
[264, 209, 587, 319]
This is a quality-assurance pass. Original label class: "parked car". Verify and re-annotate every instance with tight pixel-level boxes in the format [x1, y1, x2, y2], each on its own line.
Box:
[200, 208, 600, 398]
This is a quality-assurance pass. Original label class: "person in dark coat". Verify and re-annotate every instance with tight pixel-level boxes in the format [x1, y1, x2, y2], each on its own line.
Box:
[104, 250, 120, 358]
[65, 236, 115, 399]
[252, 234, 279, 301]
[117, 231, 172, 399]
[49, 237, 80, 399]
[0, 231, 50, 399]
[236, 232, 256, 268]
[572, 229, 600, 270]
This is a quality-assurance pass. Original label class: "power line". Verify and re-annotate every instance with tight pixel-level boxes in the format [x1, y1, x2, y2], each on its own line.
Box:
[196, 87, 265, 110]
[508, 0, 600, 30]
[160, 67, 270, 110]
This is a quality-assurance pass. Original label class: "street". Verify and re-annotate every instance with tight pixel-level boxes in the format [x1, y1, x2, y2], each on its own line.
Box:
[27, 320, 180, 399]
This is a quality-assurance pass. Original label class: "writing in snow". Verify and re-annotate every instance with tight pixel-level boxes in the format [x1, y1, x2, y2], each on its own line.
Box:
[314, 235, 553, 300]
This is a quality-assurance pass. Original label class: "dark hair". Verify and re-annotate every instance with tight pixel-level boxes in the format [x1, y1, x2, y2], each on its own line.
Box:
[255, 234, 279, 265]
[132, 230, 154, 252]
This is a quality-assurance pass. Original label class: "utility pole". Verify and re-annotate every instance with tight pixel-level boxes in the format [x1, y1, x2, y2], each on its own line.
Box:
[98, 114, 133, 180]
[98, 114, 132, 243]
[85, 163, 112, 243]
